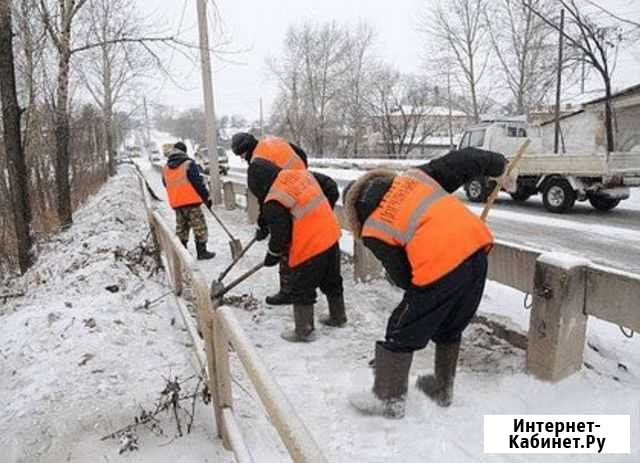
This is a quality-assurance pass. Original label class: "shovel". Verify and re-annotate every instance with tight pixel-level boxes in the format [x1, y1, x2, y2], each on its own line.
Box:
[205, 205, 243, 259]
[217, 236, 258, 283]
[210, 262, 265, 301]
[481, 139, 530, 222]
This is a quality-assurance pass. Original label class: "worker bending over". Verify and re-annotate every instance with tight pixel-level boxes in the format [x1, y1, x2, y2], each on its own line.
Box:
[231, 132, 308, 306]
[247, 157, 345, 342]
[162, 142, 215, 260]
[344, 147, 506, 418]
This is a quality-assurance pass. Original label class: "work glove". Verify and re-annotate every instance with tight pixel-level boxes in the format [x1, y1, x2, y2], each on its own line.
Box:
[264, 250, 280, 267]
[255, 226, 269, 242]
[205, 199, 213, 209]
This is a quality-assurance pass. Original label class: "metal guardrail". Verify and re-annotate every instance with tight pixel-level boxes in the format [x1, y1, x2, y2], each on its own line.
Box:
[222, 175, 640, 382]
[135, 170, 328, 462]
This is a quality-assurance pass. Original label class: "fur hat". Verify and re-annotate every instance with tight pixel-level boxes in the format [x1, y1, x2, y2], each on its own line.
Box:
[343, 168, 396, 238]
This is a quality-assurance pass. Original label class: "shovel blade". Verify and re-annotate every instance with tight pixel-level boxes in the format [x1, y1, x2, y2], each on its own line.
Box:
[229, 239, 243, 260]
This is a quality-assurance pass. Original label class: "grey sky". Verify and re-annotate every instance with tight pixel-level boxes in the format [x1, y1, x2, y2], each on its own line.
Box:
[136, 0, 640, 121]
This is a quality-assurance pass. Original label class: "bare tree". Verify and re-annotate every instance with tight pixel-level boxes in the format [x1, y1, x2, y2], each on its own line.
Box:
[419, 0, 493, 122]
[38, 0, 187, 226]
[269, 21, 349, 155]
[367, 67, 445, 156]
[340, 22, 377, 156]
[522, 0, 626, 151]
[267, 30, 308, 143]
[0, 0, 34, 273]
[78, 0, 153, 177]
[486, 0, 559, 115]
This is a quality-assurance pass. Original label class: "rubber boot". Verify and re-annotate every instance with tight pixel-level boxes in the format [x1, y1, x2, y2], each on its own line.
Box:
[266, 258, 293, 305]
[415, 341, 460, 407]
[280, 304, 316, 342]
[350, 342, 413, 419]
[180, 239, 188, 248]
[195, 241, 216, 260]
[320, 294, 347, 327]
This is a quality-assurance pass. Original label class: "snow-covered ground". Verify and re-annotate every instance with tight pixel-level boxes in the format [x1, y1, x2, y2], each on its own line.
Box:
[139, 153, 638, 462]
[3, 141, 636, 462]
[0, 167, 232, 462]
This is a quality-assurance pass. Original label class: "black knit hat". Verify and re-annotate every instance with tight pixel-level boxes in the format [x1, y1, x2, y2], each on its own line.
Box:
[174, 141, 187, 153]
[231, 132, 258, 157]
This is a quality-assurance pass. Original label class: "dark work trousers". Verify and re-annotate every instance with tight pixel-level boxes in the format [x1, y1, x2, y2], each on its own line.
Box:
[289, 243, 344, 305]
[383, 249, 488, 353]
[278, 253, 293, 295]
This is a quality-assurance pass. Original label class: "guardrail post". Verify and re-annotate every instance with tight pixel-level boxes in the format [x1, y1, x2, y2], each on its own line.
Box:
[246, 191, 259, 224]
[527, 253, 588, 382]
[223, 182, 237, 210]
[211, 299, 234, 449]
[172, 247, 184, 296]
[353, 239, 383, 282]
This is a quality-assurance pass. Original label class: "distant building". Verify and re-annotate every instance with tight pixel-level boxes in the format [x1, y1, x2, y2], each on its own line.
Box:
[367, 105, 470, 157]
[538, 83, 640, 153]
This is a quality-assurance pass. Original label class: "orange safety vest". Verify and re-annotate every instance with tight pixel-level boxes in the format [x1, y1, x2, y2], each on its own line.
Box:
[361, 169, 493, 286]
[265, 170, 341, 267]
[163, 161, 203, 209]
[252, 137, 306, 170]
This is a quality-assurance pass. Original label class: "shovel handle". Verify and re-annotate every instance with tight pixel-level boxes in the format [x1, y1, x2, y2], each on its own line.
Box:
[481, 139, 530, 222]
[214, 262, 265, 299]
[217, 236, 258, 283]
[206, 205, 238, 241]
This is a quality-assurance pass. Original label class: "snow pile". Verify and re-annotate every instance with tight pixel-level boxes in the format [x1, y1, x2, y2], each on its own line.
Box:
[0, 167, 231, 462]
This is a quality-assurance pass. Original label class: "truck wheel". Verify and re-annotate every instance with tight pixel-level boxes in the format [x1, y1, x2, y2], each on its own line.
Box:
[465, 178, 489, 202]
[510, 190, 531, 202]
[588, 195, 621, 211]
[542, 178, 576, 213]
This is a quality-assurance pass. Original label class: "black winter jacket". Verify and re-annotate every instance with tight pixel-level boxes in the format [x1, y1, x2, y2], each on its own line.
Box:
[247, 158, 339, 258]
[358, 147, 506, 289]
[162, 149, 210, 205]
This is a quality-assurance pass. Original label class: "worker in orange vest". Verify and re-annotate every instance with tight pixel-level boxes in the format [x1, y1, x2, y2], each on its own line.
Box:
[162, 142, 215, 260]
[344, 147, 506, 418]
[247, 157, 345, 342]
[231, 132, 308, 306]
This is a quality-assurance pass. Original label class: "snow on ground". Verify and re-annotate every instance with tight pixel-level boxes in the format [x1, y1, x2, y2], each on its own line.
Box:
[0, 166, 232, 462]
[141, 156, 639, 462]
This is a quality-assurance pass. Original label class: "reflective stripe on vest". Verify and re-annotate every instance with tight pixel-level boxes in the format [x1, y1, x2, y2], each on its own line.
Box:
[163, 161, 203, 209]
[252, 137, 305, 170]
[362, 168, 493, 286]
[265, 170, 341, 267]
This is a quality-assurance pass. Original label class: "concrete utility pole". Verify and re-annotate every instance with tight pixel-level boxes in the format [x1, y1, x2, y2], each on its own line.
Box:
[553, 9, 565, 155]
[196, 0, 222, 203]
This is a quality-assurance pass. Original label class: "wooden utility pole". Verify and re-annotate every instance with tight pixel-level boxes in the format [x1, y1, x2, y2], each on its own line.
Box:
[196, 0, 222, 204]
[553, 9, 565, 154]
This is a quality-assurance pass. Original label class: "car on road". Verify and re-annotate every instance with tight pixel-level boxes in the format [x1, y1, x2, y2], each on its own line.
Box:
[149, 149, 162, 163]
[195, 146, 229, 176]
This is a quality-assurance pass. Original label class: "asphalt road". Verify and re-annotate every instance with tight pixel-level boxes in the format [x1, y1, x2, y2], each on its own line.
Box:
[465, 193, 640, 273]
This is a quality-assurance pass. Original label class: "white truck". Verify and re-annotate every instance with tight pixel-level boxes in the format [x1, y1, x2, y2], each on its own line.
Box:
[458, 118, 640, 213]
